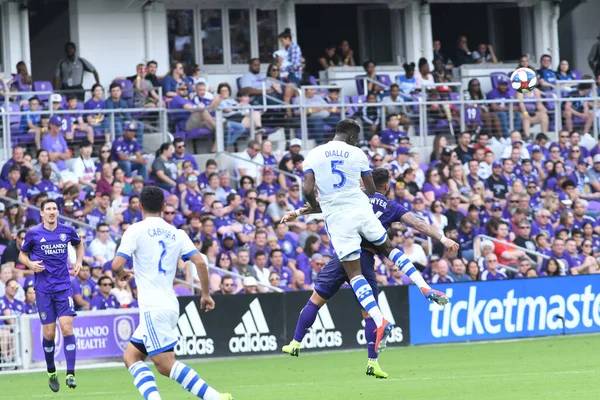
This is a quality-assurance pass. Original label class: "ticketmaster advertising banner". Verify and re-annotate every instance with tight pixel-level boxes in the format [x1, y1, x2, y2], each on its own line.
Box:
[409, 275, 600, 345]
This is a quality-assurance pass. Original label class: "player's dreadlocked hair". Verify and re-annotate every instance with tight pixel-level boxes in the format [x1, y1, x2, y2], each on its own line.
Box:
[372, 168, 390, 188]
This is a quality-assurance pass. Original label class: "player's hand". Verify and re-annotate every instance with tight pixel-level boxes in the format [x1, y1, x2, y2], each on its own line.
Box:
[280, 210, 298, 223]
[200, 294, 215, 312]
[71, 262, 83, 276]
[443, 238, 460, 257]
[28, 260, 45, 273]
[118, 270, 135, 282]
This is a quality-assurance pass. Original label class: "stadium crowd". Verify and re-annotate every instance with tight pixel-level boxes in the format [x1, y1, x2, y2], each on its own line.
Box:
[1, 33, 600, 324]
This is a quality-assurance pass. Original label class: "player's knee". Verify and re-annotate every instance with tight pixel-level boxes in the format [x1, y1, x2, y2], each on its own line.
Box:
[155, 360, 173, 377]
[309, 291, 327, 307]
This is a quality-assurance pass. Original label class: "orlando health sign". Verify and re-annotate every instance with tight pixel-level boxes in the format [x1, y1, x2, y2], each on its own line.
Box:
[409, 275, 600, 344]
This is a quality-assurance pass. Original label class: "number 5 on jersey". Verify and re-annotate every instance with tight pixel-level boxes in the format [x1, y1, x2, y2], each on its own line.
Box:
[331, 160, 346, 189]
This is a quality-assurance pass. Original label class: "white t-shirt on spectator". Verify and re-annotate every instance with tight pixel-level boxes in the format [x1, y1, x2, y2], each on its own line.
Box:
[71, 156, 96, 183]
[403, 244, 427, 266]
[253, 265, 271, 288]
[235, 150, 264, 182]
[500, 145, 530, 160]
[89, 238, 117, 263]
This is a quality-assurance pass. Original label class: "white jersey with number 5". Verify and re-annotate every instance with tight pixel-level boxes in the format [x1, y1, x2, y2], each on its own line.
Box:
[303, 140, 372, 216]
[116, 217, 198, 313]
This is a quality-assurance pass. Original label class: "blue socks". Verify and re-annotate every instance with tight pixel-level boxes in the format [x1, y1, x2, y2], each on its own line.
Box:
[350, 275, 384, 327]
[170, 361, 220, 400]
[293, 300, 320, 342]
[129, 361, 161, 400]
[364, 318, 378, 359]
[42, 337, 56, 373]
[63, 334, 76, 376]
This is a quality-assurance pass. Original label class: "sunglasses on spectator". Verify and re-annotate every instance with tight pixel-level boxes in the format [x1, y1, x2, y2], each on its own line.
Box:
[74, 214, 84, 218]
[252, 147, 260, 152]
[550, 149, 560, 153]
[98, 229, 110, 233]
[164, 211, 175, 215]
[247, 196, 257, 201]
[560, 135, 568, 138]
[451, 197, 460, 200]
[373, 158, 383, 162]
[510, 200, 518, 204]
[583, 244, 592, 247]
[572, 150, 580, 153]
[8, 283, 19, 290]
[290, 187, 299, 191]
[101, 150, 110, 153]
[519, 225, 530, 229]
[271, 68, 279, 72]
[235, 212, 245, 216]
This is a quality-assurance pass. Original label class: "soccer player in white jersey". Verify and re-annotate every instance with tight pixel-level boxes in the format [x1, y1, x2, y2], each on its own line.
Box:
[301, 119, 454, 352]
[112, 186, 233, 400]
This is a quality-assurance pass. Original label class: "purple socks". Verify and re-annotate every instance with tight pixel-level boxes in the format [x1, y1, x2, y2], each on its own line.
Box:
[63, 335, 77, 376]
[293, 300, 320, 342]
[364, 318, 378, 359]
[42, 337, 56, 373]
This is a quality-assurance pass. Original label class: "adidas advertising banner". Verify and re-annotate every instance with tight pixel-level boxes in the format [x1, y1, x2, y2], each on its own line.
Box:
[175, 287, 410, 359]
[409, 275, 600, 345]
[284, 287, 410, 352]
[176, 294, 284, 358]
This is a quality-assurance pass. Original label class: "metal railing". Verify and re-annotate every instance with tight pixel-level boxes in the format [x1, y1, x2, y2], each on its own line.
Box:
[0, 315, 22, 369]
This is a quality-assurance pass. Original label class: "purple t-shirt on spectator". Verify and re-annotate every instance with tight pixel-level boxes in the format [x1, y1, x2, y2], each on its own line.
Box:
[0, 180, 29, 201]
[421, 182, 449, 201]
[480, 270, 507, 280]
[71, 277, 97, 306]
[257, 182, 281, 198]
[531, 221, 555, 239]
[90, 293, 120, 310]
[86, 208, 107, 229]
[111, 136, 140, 160]
[84, 98, 106, 119]
[486, 88, 515, 105]
[380, 129, 405, 150]
[270, 265, 293, 287]
[41, 133, 69, 171]
[278, 234, 298, 260]
[170, 96, 194, 126]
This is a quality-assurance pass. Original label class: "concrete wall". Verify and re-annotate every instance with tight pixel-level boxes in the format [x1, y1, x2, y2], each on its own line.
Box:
[68, 0, 170, 89]
[559, 0, 600, 76]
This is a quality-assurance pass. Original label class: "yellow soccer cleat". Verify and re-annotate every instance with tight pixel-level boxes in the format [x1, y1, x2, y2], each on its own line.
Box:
[282, 340, 301, 357]
[219, 393, 234, 400]
[366, 359, 388, 379]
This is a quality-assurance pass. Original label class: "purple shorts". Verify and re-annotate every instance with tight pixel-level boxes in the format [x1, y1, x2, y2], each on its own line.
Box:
[314, 251, 379, 302]
[36, 288, 77, 325]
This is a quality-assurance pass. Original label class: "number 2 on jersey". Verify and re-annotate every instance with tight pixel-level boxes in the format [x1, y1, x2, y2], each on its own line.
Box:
[157, 240, 167, 275]
[331, 160, 346, 189]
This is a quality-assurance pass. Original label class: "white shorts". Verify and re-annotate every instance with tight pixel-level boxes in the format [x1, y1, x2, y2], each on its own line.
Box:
[131, 310, 179, 356]
[325, 209, 387, 260]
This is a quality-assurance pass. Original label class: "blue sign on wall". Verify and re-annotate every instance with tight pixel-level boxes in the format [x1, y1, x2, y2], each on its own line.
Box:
[409, 275, 600, 345]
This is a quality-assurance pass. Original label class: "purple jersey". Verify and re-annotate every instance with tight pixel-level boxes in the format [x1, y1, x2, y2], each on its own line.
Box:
[531, 221, 555, 239]
[89, 293, 120, 310]
[0, 296, 24, 324]
[278, 234, 298, 260]
[270, 265, 293, 287]
[111, 136, 140, 160]
[181, 189, 203, 214]
[481, 270, 507, 280]
[0, 180, 29, 201]
[362, 192, 410, 251]
[263, 154, 278, 169]
[122, 208, 143, 224]
[21, 223, 81, 293]
[172, 153, 198, 171]
[86, 208, 107, 229]
[70, 277, 97, 307]
[380, 129, 404, 150]
[84, 98, 106, 118]
[41, 134, 69, 171]
[24, 302, 38, 314]
[257, 182, 281, 198]
[170, 96, 194, 127]
[35, 179, 62, 200]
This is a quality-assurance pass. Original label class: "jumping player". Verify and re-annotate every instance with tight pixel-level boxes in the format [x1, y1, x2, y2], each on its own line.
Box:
[300, 119, 452, 352]
[281, 168, 459, 378]
[112, 186, 233, 400]
[19, 199, 84, 392]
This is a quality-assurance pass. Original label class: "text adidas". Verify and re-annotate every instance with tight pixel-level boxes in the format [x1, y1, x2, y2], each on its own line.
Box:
[303, 329, 343, 349]
[175, 336, 214, 356]
[229, 334, 277, 353]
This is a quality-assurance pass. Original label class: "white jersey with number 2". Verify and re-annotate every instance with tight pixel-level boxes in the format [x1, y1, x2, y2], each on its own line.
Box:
[303, 140, 372, 216]
[117, 217, 198, 313]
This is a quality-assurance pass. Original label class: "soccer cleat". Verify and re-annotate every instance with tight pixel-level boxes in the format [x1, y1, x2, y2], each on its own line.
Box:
[65, 374, 76, 389]
[366, 359, 388, 379]
[421, 287, 449, 306]
[219, 393, 234, 400]
[48, 372, 60, 392]
[374, 318, 394, 353]
[282, 340, 301, 357]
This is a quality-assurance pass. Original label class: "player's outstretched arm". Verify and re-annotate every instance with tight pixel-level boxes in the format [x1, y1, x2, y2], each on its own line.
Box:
[400, 212, 460, 257]
[280, 202, 322, 223]
[302, 172, 320, 212]
[361, 172, 377, 196]
[189, 252, 215, 312]
[112, 255, 133, 281]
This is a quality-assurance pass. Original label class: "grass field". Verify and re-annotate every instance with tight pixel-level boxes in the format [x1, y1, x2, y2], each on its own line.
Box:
[2, 334, 600, 400]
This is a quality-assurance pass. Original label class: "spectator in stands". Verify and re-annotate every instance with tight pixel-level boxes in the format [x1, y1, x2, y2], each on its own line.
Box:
[240, 58, 273, 104]
[84, 83, 110, 144]
[20, 96, 43, 138]
[337, 40, 356, 66]
[422, 168, 449, 206]
[235, 140, 264, 183]
[556, 60, 577, 95]
[1, 146, 31, 181]
[12, 61, 32, 100]
[269, 248, 292, 288]
[122, 195, 142, 224]
[96, 162, 115, 196]
[433, 40, 452, 69]
[487, 75, 522, 138]
[362, 60, 386, 95]
[180, 175, 203, 217]
[144, 60, 161, 87]
[466, 260, 480, 281]
[472, 44, 498, 64]
[106, 83, 145, 145]
[361, 92, 382, 133]
[111, 277, 134, 307]
[41, 115, 77, 184]
[63, 94, 94, 143]
[449, 258, 472, 282]
[54, 41, 99, 101]
[71, 263, 95, 311]
[241, 276, 259, 294]
[433, 59, 455, 86]
[95, 144, 116, 181]
[163, 61, 185, 98]
[1, 165, 28, 201]
[537, 54, 558, 92]
[110, 181, 129, 214]
[89, 222, 117, 265]
[494, 221, 526, 267]
[431, 259, 454, 283]
[216, 83, 247, 148]
[151, 142, 178, 191]
[23, 284, 36, 314]
[70, 139, 96, 191]
[318, 44, 337, 71]
[300, 85, 329, 144]
[481, 253, 507, 280]
[214, 275, 235, 295]
[278, 28, 302, 88]
[454, 35, 473, 67]
[464, 79, 499, 137]
[90, 276, 120, 310]
[515, 87, 549, 140]
[111, 122, 148, 179]
[172, 138, 198, 172]
[415, 58, 434, 91]
[564, 82, 594, 134]
[397, 62, 417, 99]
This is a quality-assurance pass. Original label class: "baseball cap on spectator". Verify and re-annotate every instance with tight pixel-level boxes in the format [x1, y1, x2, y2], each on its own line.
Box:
[49, 115, 62, 126]
[429, 254, 440, 262]
[64, 201, 74, 207]
[124, 121, 138, 131]
[311, 253, 324, 262]
[578, 159, 589, 166]
[262, 167, 274, 175]
[521, 158, 531, 164]
[192, 237, 201, 244]
[233, 206, 245, 214]
[549, 143, 560, 151]
[290, 138, 302, 148]
[0, 203, 5, 212]
[85, 191, 96, 201]
[91, 261, 102, 269]
[557, 172, 567, 179]
[396, 147, 409, 155]
[531, 145, 542, 153]
[223, 232, 235, 240]
[492, 202, 502, 211]
[399, 136, 410, 143]
[132, 175, 144, 184]
[276, 189, 287, 197]
[497, 75, 509, 84]
[318, 227, 328, 235]
[176, 82, 188, 89]
[565, 164, 574, 172]
[242, 276, 258, 288]
[413, 196, 424, 203]
[442, 147, 453, 156]
[50, 93, 62, 103]
[594, 154, 600, 164]
[437, 85, 451, 92]
[306, 218, 318, 225]
[561, 199, 573, 206]
[492, 160, 502, 168]
[511, 140, 523, 146]
[484, 196, 493, 202]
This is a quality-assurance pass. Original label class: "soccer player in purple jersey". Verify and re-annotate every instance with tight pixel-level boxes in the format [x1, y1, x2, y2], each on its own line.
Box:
[19, 199, 84, 392]
[281, 168, 459, 378]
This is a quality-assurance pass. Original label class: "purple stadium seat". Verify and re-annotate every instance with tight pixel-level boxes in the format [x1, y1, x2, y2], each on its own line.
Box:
[33, 81, 54, 103]
[0, 244, 6, 256]
[356, 74, 392, 95]
[571, 70, 582, 80]
[490, 72, 510, 89]
[174, 286, 194, 297]
[236, 77, 242, 92]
